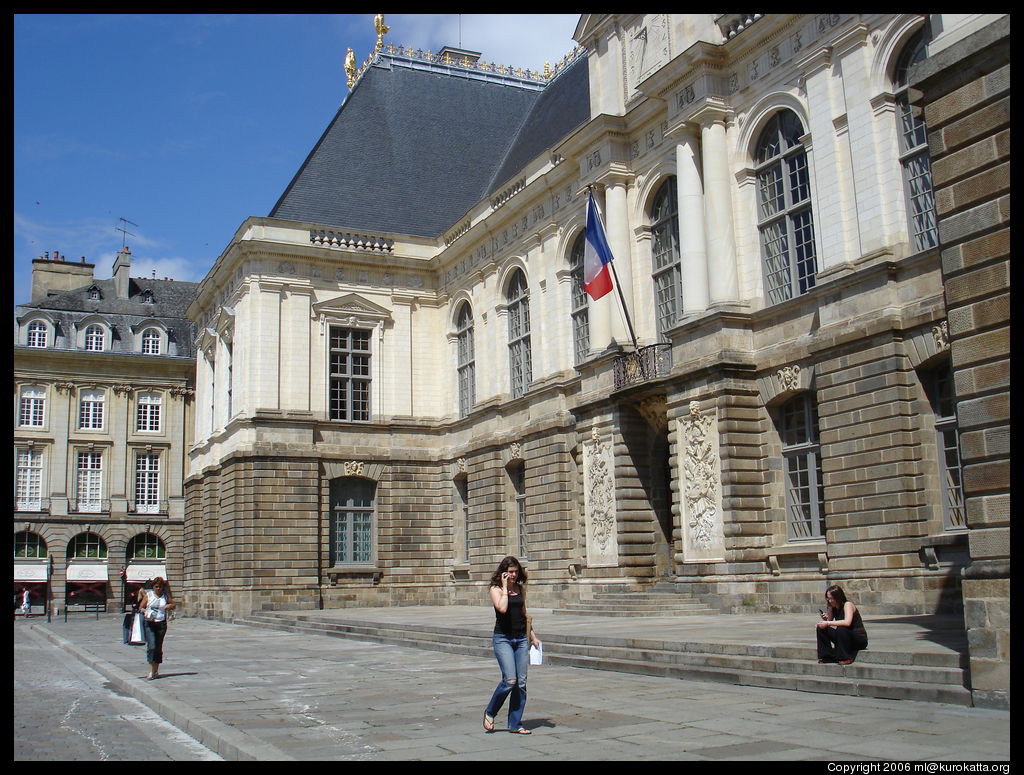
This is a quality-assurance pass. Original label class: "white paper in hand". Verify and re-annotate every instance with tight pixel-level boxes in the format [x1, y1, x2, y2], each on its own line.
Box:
[529, 643, 543, 665]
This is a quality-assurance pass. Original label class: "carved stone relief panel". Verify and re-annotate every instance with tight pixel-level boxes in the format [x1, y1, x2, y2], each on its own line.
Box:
[582, 428, 619, 567]
[676, 402, 726, 563]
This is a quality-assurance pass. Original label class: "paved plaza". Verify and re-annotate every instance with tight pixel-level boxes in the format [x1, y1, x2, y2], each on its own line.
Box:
[16, 610, 1010, 762]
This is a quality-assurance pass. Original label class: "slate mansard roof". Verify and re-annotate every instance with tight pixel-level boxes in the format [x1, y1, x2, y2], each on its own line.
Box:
[270, 51, 590, 239]
[16, 276, 200, 359]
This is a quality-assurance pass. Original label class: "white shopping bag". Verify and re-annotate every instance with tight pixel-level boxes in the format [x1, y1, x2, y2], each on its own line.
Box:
[129, 612, 145, 645]
[529, 643, 543, 665]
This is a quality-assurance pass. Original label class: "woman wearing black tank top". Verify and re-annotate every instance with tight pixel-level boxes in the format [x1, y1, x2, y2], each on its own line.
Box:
[816, 584, 868, 665]
[483, 556, 541, 734]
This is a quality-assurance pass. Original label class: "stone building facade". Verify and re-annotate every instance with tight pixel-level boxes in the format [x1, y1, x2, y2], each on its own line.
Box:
[183, 12, 1006, 651]
[909, 15, 1010, 709]
[13, 248, 197, 615]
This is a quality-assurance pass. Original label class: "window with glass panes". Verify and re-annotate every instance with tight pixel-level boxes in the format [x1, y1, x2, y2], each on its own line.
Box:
[142, 328, 161, 354]
[569, 231, 591, 363]
[651, 178, 681, 339]
[84, 325, 105, 351]
[69, 532, 107, 559]
[779, 394, 826, 540]
[923, 365, 966, 530]
[15, 531, 47, 558]
[19, 386, 46, 427]
[329, 327, 371, 421]
[509, 463, 528, 559]
[757, 111, 817, 304]
[136, 392, 162, 432]
[15, 448, 43, 511]
[135, 453, 161, 513]
[894, 32, 938, 252]
[27, 320, 48, 348]
[455, 476, 470, 562]
[79, 389, 105, 430]
[128, 533, 166, 560]
[456, 303, 476, 417]
[330, 477, 375, 564]
[76, 451, 103, 512]
[507, 270, 532, 399]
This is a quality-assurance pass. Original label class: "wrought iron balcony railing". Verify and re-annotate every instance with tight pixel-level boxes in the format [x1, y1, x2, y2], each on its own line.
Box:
[613, 344, 673, 390]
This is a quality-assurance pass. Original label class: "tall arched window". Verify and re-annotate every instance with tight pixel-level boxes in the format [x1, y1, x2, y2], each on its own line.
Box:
[141, 328, 162, 354]
[330, 477, 375, 565]
[569, 231, 590, 363]
[756, 111, 817, 304]
[456, 302, 476, 418]
[84, 324, 105, 352]
[650, 177, 681, 339]
[507, 269, 532, 399]
[779, 393, 826, 540]
[26, 320, 48, 348]
[894, 31, 938, 252]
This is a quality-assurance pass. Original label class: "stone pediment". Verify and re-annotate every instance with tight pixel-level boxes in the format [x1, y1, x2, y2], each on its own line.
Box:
[312, 293, 392, 326]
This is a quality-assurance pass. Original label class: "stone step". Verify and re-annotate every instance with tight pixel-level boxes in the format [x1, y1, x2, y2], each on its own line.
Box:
[232, 612, 970, 706]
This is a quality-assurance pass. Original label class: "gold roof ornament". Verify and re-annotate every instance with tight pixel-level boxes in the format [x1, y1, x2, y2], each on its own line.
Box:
[345, 47, 357, 88]
[374, 13, 390, 47]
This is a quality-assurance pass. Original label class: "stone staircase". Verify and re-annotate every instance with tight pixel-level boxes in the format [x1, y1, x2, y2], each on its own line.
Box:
[232, 610, 972, 707]
[551, 591, 718, 617]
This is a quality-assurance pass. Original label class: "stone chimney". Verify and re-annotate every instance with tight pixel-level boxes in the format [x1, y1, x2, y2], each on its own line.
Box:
[31, 251, 95, 302]
[112, 246, 132, 299]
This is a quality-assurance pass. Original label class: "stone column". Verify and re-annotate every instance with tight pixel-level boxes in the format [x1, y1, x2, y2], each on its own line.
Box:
[671, 125, 709, 315]
[698, 110, 739, 304]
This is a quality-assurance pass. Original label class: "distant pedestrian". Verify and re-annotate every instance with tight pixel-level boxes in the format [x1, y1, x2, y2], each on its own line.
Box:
[20, 588, 31, 616]
[816, 584, 868, 665]
[483, 556, 541, 735]
[137, 577, 176, 680]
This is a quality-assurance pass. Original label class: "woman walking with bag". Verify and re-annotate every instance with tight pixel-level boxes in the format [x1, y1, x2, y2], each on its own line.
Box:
[137, 577, 175, 680]
[483, 556, 541, 735]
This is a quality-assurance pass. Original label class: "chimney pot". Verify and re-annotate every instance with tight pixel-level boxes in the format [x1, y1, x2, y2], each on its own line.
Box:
[54, 250, 60, 261]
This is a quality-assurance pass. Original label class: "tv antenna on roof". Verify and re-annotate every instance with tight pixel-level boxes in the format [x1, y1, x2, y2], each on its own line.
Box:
[115, 216, 138, 248]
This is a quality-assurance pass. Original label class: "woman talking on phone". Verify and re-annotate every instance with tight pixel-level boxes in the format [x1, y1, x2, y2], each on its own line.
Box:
[137, 577, 176, 680]
[483, 556, 541, 735]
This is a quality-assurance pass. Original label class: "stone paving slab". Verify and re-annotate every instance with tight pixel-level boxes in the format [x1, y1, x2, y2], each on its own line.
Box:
[24, 612, 1007, 762]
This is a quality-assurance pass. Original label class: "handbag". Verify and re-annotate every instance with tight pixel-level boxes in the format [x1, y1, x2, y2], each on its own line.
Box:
[129, 612, 146, 645]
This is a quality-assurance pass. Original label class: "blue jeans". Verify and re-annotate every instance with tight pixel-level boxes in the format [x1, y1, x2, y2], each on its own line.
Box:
[485, 633, 529, 729]
[143, 619, 168, 665]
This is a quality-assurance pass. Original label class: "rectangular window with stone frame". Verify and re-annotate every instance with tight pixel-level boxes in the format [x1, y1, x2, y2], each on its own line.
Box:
[329, 326, 371, 421]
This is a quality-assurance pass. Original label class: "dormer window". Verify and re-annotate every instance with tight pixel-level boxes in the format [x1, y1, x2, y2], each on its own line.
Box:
[141, 328, 162, 355]
[84, 325, 105, 352]
[26, 320, 48, 348]
[87, 286, 102, 300]
[141, 290, 155, 304]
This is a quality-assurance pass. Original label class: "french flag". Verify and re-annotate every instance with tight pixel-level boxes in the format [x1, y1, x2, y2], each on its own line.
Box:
[584, 192, 615, 301]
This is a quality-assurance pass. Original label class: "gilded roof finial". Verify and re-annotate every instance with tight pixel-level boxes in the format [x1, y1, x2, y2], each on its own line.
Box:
[374, 13, 390, 48]
[345, 47, 357, 88]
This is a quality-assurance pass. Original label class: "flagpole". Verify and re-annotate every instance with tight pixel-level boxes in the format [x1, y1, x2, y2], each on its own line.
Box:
[589, 186, 639, 351]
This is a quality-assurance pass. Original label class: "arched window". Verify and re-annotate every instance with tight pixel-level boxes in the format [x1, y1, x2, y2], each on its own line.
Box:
[141, 328, 161, 355]
[26, 320, 48, 348]
[756, 111, 817, 304]
[778, 393, 826, 540]
[456, 302, 475, 418]
[78, 389, 105, 430]
[69, 532, 108, 559]
[650, 177, 681, 339]
[329, 477, 375, 565]
[507, 269, 532, 399]
[894, 31, 938, 252]
[136, 391, 162, 432]
[84, 324, 105, 352]
[127, 533, 166, 560]
[14, 531, 47, 558]
[569, 231, 590, 363]
[18, 385, 46, 428]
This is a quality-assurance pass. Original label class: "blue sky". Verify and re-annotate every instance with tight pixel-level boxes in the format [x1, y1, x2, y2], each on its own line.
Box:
[13, 13, 581, 305]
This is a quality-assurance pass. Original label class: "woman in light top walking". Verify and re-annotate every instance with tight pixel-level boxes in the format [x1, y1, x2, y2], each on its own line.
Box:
[483, 556, 541, 735]
[137, 577, 175, 680]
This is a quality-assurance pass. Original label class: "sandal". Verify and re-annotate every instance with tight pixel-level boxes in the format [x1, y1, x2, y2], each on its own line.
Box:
[483, 713, 495, 732]
[513, 727, 532, 735]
